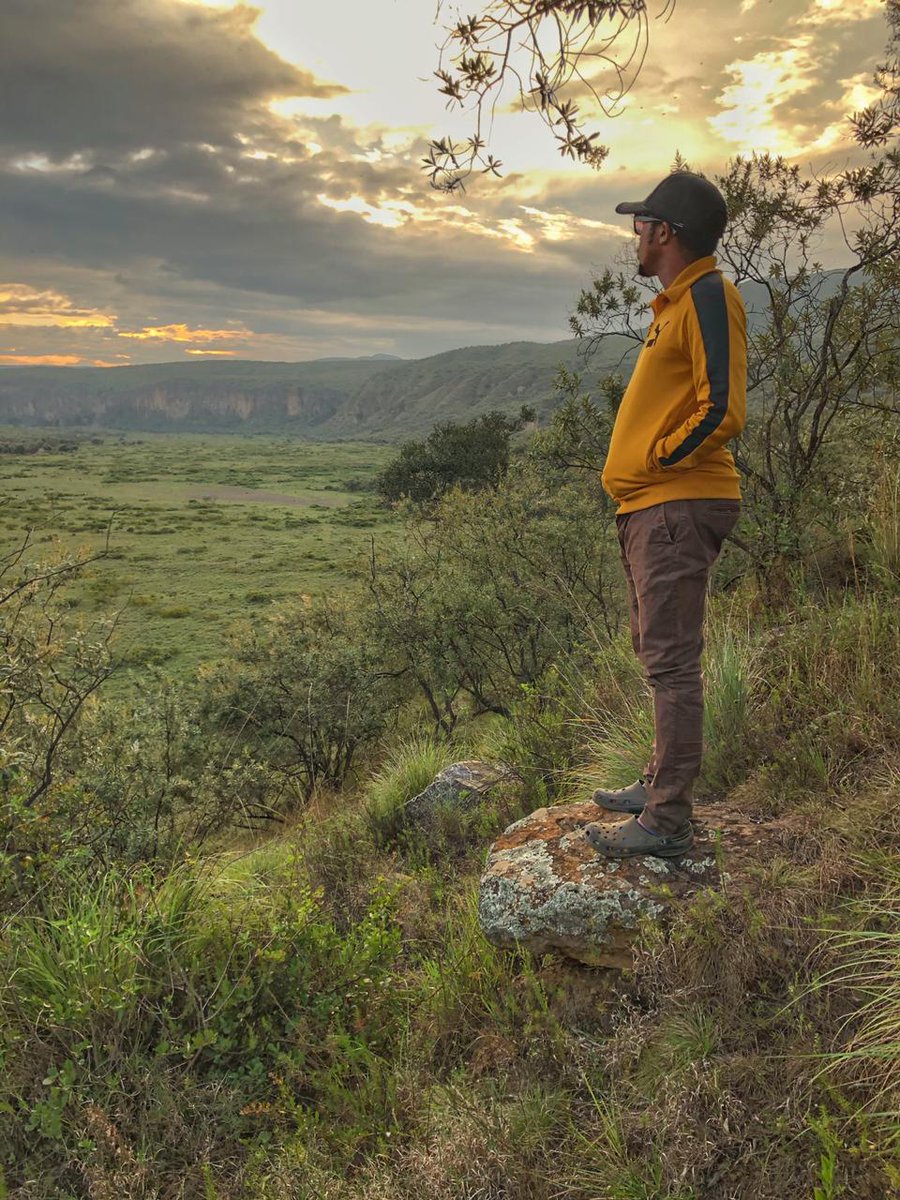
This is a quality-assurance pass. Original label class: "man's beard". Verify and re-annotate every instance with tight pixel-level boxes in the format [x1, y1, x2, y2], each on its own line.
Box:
[636, 234, 655, 277]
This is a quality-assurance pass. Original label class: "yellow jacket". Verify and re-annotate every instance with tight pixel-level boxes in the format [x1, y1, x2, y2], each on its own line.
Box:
[601, 256, 746, 514]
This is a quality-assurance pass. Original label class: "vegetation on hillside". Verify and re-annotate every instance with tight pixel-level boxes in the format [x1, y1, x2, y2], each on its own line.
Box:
[375, 406, 534, 504]
[0, 340, 627, 439]
[1, 9, 899, 1195]
[1, 383, 897, 1196]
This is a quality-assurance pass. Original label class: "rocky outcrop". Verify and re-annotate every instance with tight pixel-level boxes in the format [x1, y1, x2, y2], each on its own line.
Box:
[406, 760, 519, 828]
[479, 802, 788, 968]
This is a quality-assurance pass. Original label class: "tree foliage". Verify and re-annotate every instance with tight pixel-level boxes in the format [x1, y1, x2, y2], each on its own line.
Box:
[375, 407, 534, 504]
[427, 0, 675, 190]
[204, 598, 389, 800]
[366, 450, 621, 733]
[566, 9, 900, 587]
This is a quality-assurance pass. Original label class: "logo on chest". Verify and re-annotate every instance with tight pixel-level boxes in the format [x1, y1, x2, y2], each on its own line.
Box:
[645, 319, 671, 349]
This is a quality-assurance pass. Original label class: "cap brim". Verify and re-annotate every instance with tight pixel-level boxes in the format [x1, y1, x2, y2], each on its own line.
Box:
[614, 201, 651, 215]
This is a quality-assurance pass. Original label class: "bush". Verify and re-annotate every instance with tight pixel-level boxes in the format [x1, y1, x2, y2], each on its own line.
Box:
[0, 858, 407, 1191]
[204, 595, 390, 801]
[375, 407, 533, 505]
[365, 460, 622, 732]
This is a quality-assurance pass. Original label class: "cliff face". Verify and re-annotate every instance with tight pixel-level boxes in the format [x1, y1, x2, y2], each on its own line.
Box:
[0, 359, 386, 433]
[0, 385, 343, 431]
[0, 340, 631, 439]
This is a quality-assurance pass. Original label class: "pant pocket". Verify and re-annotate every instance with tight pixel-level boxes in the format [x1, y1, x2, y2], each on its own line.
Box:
[646, 503, 678, 545]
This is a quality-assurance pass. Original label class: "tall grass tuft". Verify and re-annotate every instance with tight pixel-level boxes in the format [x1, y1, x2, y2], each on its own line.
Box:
[577, 606, 757, 799]
[4, 866, 203, 1053]
[811, 818, 900, 1133]
[700, 607, 758, 794]
[868, 455, 900, 587]
[365, 733, 456, 844]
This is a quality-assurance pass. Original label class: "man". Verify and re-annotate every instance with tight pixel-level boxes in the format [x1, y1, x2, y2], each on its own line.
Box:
[585, 171, 746, 859]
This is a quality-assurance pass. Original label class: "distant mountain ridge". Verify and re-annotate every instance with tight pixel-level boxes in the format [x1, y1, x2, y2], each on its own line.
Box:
[0, 339, 633, 440]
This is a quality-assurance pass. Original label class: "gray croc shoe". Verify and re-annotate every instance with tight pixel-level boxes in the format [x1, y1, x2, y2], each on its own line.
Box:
[585, 816, 693, 859]
[590, 777, 649, 815]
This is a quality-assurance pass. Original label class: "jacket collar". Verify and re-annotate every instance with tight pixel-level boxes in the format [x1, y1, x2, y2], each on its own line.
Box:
[651, 255, 718, 315]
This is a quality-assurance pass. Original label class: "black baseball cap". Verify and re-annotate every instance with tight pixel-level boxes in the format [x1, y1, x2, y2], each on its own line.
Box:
[615, 172, 727, 237]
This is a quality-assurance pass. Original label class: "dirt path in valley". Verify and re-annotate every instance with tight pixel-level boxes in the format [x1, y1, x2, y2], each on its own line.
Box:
[186, 484, 345, 507]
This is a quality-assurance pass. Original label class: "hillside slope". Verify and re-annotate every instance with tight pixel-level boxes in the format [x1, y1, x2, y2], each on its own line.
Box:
[0, 339, 634, 440]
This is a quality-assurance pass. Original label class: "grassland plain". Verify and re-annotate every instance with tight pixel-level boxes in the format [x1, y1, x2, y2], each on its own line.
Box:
[0, 431, 393, 681]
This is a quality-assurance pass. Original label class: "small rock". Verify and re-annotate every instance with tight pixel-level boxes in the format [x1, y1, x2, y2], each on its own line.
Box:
[405, 760, 518, 827]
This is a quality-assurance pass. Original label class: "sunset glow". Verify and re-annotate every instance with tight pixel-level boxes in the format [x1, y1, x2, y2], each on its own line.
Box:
[118, 323, 251, 344]
[0, 0, 890, 364]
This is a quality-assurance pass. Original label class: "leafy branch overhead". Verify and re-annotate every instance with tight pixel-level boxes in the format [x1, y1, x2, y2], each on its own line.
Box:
[426, 0, 675, 191]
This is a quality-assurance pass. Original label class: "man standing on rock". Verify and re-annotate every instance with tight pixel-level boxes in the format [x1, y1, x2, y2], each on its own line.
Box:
[585, 172, 746, 860]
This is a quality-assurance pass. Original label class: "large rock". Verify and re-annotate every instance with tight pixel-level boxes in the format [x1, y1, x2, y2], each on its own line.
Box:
[405, 760, 518, 827]
[479, 801, 788, 968]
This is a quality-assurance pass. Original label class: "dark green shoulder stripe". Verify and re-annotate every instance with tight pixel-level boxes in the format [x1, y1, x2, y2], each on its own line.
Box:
[659, 272, 730, 467]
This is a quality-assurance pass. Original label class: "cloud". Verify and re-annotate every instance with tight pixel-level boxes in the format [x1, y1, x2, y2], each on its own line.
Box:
[0, 0, 891, 365]
[800, 0, 885, 27]
[0, 353, 87, 366]
[704, 0, 888, 159]
[118, 322, 252, 344]
[0, 283, 116, 328]
[708, 41, 820, 155]
[0, 0, 346, 159]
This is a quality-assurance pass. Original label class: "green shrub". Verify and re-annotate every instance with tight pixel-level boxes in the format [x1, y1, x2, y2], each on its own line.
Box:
[0, 859, 408, 1188]
[478, 668, 587, 805]
[205, 595, 390, 800]
[743, 592, 900, 805]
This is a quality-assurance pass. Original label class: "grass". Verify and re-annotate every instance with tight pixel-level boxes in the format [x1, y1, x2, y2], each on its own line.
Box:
[805, 810, 900, 1136]
[0, 430, 393, 686]
[867, 455, 900, 587]
[2, 437, 900, 1196]
[365, 734, 458, 845]
[576, 598, 759, 800]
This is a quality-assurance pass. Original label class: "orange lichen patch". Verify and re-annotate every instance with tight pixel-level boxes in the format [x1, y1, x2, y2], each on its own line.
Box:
[480, 799, 793, 967]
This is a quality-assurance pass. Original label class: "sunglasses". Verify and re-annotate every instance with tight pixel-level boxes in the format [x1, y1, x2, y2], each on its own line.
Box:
[632, 215, 684, 234]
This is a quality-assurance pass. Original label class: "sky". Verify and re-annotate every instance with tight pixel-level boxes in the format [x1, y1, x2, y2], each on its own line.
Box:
[0, 0, 891, 366]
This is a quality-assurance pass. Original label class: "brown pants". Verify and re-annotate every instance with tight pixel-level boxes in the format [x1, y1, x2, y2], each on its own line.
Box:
[616, 499, 741, 835]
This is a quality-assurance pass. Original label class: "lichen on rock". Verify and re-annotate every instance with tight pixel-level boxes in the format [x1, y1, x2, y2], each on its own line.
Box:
[478, 801, 787, 967]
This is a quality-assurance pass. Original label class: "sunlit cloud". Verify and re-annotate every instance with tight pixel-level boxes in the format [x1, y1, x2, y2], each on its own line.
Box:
[316, 194, 415, 229]
[0, 353, 85, 365]
[802, 0, 885, 27]
[810, 71, 884, 151]
[118, 323, 252, 343]
[708, 40, 818, 155]
[184, 348, 239, 356]
[315, 192, 627, 254]
[519, 207, 629, 243]
[0, 283, 116, 329]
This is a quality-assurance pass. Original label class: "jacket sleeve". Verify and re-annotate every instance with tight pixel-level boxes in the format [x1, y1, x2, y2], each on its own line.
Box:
[650, 274, 747, 470]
